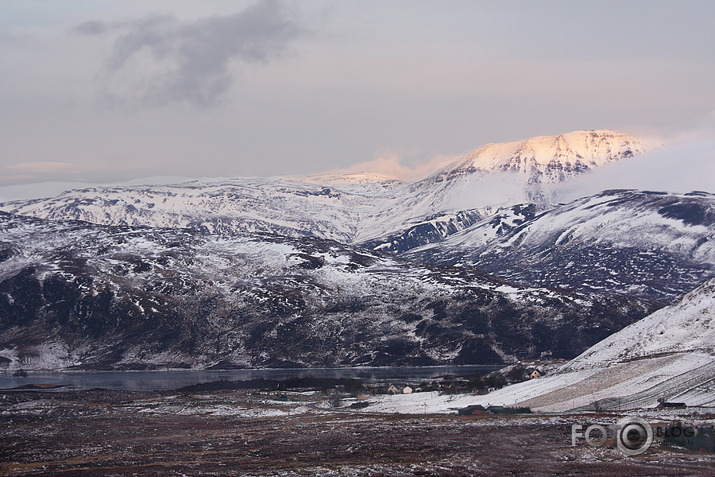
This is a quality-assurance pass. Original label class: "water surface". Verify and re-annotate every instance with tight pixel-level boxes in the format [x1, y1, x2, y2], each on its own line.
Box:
[0, 365, 503, 392]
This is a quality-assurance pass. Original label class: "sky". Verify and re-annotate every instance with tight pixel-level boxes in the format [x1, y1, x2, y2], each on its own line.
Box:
[1, 0, 714, 192]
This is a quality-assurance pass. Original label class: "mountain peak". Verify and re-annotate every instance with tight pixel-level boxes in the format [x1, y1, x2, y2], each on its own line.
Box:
[434, 129, 646, 184]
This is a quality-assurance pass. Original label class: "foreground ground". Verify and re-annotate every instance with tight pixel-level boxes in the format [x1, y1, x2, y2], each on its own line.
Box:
[1, 390, 713, 476]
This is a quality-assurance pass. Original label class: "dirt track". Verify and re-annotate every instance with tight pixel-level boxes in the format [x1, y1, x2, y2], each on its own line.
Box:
[1, 390, 713, 476]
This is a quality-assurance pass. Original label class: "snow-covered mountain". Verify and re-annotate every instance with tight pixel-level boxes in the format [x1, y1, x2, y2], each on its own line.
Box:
[0, 130, 647, 247]
[433, 129, 645, 184]
[4, 128, 710, 374]
[408, 190, 715, 301]
[0, 212, 655, 371]
[394, 129, 647, 214]
[0, 178, 381, 244]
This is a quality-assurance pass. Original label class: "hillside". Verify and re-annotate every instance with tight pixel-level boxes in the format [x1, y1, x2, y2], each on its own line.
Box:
[407, 190, 715, 301]
[367, 279, 715, 413]
[0, 212, 655, 371]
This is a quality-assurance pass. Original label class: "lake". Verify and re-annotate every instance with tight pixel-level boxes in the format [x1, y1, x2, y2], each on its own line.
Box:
[0, 365, 503, 392]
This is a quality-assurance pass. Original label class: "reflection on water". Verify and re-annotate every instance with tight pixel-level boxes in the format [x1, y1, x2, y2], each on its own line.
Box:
[0, 365, 503, 392]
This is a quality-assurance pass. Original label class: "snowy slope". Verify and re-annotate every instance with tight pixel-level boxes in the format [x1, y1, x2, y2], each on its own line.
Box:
[0, 212, 655, 371]
[0, 177, 386, 243]
[366, 352, 714, 413]
[564, 279, 715, 370]
[409, 190, 715, 300]
[494, 278, 715, 411]
[366, 279, 715, 413]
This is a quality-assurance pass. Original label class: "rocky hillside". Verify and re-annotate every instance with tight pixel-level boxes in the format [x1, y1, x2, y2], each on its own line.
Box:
[408, 190, 715, 301]
[0, 212, 656, 370]
[368, 279, 715, 413]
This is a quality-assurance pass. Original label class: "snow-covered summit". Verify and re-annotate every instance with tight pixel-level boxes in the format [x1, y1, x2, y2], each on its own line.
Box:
[432, 129, 645, 184]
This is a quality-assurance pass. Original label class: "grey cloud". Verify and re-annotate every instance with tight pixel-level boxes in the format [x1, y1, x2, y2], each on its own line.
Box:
[74, 20, 108, 36]
[0, 30, 27, 46]
[97, 0, 304, 106]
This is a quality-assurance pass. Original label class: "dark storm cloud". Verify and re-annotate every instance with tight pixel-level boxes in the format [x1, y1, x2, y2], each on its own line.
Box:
[84, 0, 304, 106]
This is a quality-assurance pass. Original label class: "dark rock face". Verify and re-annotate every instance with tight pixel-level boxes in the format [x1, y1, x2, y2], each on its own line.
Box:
[362, 209, 486, 253]
[658, 200, 714, 226]
[0, 213, 656, 370]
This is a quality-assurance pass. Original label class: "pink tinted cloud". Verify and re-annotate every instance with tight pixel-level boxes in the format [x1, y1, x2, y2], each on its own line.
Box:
[343, 150, 456, 182]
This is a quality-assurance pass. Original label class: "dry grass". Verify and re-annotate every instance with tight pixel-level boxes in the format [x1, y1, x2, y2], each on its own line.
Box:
[1, 390, 712, 476]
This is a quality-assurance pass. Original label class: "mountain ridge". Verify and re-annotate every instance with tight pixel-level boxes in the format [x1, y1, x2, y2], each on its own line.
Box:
[1, 128, 710, 373]
[407, 189, 715, 301]
[0, 129, 647, 246]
